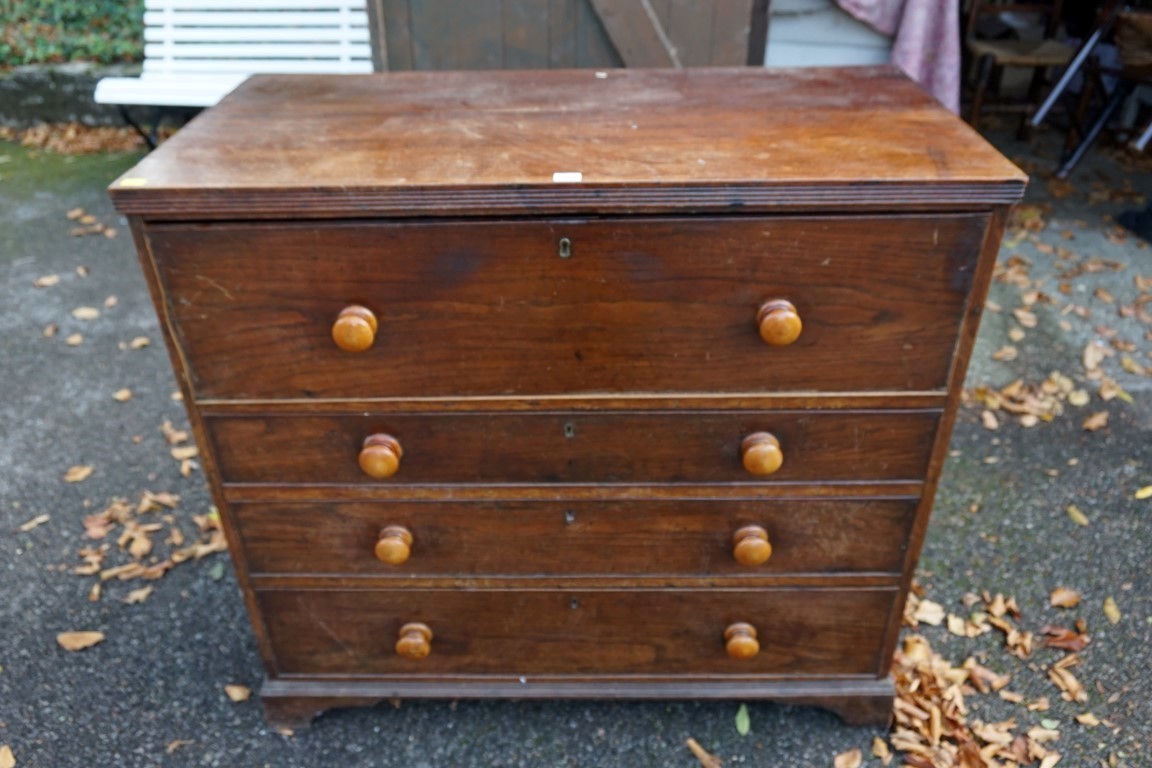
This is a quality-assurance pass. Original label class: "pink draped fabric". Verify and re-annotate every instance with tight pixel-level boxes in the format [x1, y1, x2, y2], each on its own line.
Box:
[836, 0, 961, 113]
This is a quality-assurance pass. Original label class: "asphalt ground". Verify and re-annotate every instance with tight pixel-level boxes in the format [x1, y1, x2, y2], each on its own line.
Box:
[0, 125, 1149, 767]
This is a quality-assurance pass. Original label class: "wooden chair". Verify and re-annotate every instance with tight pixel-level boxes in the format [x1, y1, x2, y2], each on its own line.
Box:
[965, 0, 1075, 132]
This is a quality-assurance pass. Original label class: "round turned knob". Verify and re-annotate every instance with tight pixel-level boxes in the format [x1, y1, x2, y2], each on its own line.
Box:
[725, 622, 760, 660]
[741, 432, 783, 476]
[757, 299, 802, 346]
[359, 434, 403, 479]
[374, 525, 413, 565]
[395, 622, 432, 659]
[332, 305, 378, 352]
[732, 525, 773, 566]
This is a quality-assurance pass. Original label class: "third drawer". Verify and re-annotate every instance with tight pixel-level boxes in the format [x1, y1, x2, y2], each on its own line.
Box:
[234, 496, 918, 577]
[207, 410, 941, 486]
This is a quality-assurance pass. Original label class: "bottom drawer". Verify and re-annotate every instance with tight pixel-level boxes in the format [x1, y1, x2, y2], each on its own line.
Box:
[259, 588, 896, 677]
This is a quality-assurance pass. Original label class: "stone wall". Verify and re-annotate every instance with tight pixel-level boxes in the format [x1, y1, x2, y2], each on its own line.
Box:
[0, 63, 140, 127]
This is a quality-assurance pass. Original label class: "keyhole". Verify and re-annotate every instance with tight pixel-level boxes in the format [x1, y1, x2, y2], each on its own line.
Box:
[565, 510, 576, 525]
[570, 598, 580, 610]
[563, 423, 576, 439]
[558, 237, 572, 259]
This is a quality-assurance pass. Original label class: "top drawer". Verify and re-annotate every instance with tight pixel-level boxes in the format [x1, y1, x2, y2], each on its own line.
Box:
[147, 214, 988, 400]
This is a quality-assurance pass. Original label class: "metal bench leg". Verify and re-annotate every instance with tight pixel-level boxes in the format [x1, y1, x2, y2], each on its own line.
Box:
[118, 105, 167, 150]
[1056, 79, 1134, 178]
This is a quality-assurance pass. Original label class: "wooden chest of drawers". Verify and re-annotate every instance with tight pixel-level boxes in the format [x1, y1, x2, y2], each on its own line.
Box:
[111, 67, 1025, 728]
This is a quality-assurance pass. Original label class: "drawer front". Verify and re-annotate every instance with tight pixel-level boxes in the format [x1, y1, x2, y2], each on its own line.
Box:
[148, 215, 987, 399]
[208, 410, 939, 486]
[235, 497, 917, 577]
[259, 588, 895, 676]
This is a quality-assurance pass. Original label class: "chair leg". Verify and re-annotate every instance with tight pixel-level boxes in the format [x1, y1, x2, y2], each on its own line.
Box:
[1057, 79, 1134, 178]
[969, 55, 995, 129]
[1018, 65, 1050, 140]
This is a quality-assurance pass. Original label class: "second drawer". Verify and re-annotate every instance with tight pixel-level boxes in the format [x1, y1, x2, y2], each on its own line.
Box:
[207, 410, 940, 486]
[234, 497, 918, 577]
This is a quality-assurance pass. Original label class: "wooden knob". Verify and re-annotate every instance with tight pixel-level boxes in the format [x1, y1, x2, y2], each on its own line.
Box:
[374, 525, 413, 565]
[332, 305, 378, 352]
[732, 525, 772, 566]
[359, 434, 403, 479]
[725, 622, 760, 660]
[741, 432, 783, 476]
[395, 622, 432, 659]
[757, 299, 802, 346]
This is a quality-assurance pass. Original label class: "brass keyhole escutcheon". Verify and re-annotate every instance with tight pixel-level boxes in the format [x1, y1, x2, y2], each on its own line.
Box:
[558, 237, 572, 258]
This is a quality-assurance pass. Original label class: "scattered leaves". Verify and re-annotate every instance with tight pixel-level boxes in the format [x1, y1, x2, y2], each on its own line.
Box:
[122, 586, 153, 605]
[1066, 504, 1089, 526]
[1049, 588, 1081, 608]
[1012, 308, 1038, 328]
[0, 745, 12, 768]
[63, 465, 93, 483]
[57, 631, 105, 651]
[166, 740, 193, 754]
[171, 446, 199, 461]
[129, 336, 150, 349]
[65, 333, 83, 346]
[685, 738, 721, 768]
[112, 388, 132, 402]
[1081, 411, 1109, 431]
[34, 274, 60, 288]
[913, 599, 946, 626]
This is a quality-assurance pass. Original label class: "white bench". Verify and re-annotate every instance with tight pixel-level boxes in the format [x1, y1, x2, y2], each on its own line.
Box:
[95, 0, 374, 141]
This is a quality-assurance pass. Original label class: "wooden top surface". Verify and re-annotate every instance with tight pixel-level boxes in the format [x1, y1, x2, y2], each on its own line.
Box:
[111, 66, 1026, 218]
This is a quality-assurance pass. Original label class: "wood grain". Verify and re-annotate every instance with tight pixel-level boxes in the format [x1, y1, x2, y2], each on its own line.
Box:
[233, 497, 918, 576]
[110, 68, 1026, 218]
[258, 587, 896, 676]
[205, 410, 940, 486]
[148, 215, 987, 399]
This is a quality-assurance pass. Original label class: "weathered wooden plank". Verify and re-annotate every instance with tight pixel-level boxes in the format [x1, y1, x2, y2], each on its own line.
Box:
[547, 0, 578, 66]
[502, 0, 550, 68]
[588, 0, 678, 66]
[711, 0, 756, 65]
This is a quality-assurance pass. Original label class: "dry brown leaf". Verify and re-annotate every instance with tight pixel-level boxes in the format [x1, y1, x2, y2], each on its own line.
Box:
[981, 410, 999, 430]
[1039, 754, 1062, 768]
[1012, 308, 1038, 328]
[1041, 625, 1090, 652]
[166, 740, 193, 754]
[66, 207, 85, 220]
[1082, 411, 1109, 431]
[1066, 505, 1089, 526]
[71, 306, 100, 320]
[129, 336, 150, 349]
[103, 295, 118, 308]
[18, 514, 50, 532]
[1120, 355, 1147, 375]
[43, 323, 58, 337]
[57, 631, 105, 651]
[1094, 287, 1115, 304]
[161, 420, 189, 445]
[685, 738, 721, 768]
[225, 684, 251, 702]
[913, 599, 946, 626]
[1075, 712, 1100, 727]
[63, 465, 93, 483]
[1049, 588, 1081, 608]
[112, 388, 133, 402]
[0, 746, 12, 768]
[871, 737, 892, 765]
[65, 333, 83, 346]
[88, 583, 101, 602]
[1068, 389, 1090, 407]
[171, 446, 199, 461]
[1136, 485, 1152, 500]
[1103, 597, 1121, 624]
[1083, 341, 1110, 371]
[1008, 326, 1026, 342]
[991, 346, 1018, 362]
[34, 274, 60, 288]
[122, 586, 153, 605]
[833, 749, 862, 768]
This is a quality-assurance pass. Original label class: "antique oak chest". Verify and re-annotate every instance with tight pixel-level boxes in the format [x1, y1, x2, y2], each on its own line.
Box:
[110, 67, 1026, 728]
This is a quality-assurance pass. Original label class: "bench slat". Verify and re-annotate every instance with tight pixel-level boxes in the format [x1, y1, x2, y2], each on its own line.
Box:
[145, 42, 371, 59]
[95, 75, 249, 107]
[145, 0, 365, 10]
[143, 10, 364, 26]
[141, 58, 372, 74]
[144, 27, 369, 42]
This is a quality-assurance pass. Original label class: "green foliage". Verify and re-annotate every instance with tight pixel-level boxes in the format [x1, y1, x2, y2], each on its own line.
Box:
[1, 0, 145, 68]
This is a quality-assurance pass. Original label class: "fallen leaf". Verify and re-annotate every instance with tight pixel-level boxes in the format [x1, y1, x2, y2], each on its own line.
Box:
[161, 420, 189, 445]
[57, 631, 105, 651]
[1039, 754, 1061, 768]
[1082, 411, 1109, 431]
[1041, 625, 1090, 652]
[1103, 598, 1121, 624]
[685, 738, 720, 768]
[171, 446, 199, 461]
[1050, 588, 1081, 608]
[88, 583, 101, 602]
[0, 746, 12, 768]
[1136, 485, 1152, 500]
[104, 227, 118, 239]
[166, 740, 193, 754]
[34, 274, 60, 288]
[224, 684, 251, 702]
[129, 336, 150, 349]
[1083, 340, 1110, 371]
[112, 388, 132, 402]
[833, 749, 862, 768]
[871, 737, 892, 765]
[981, 410, 1000, 430]
[1068, 389, 1090, 407]
[18, 514, 50, 532]
[63, 465, 93, 483]
[734, 703, 750, 736]
[1094, 287, 1115, 304]
[43, 323, 58, 337]
[1013, 308, 1038, 328]
[76, 265, 89, 277]
[71, 306, 100, 320]
[103, 295, 118, 308]
[1008, 326, 1026, 342]
[913, 599, 946, 626]
[1066, 504, 1089, 526]
[66, 207, 85, 219]
[1075, 712, 1100, 726]
[122, 586, 153, 604]
[992, 345, 1018, 362]
[65, 333, 83, 346]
